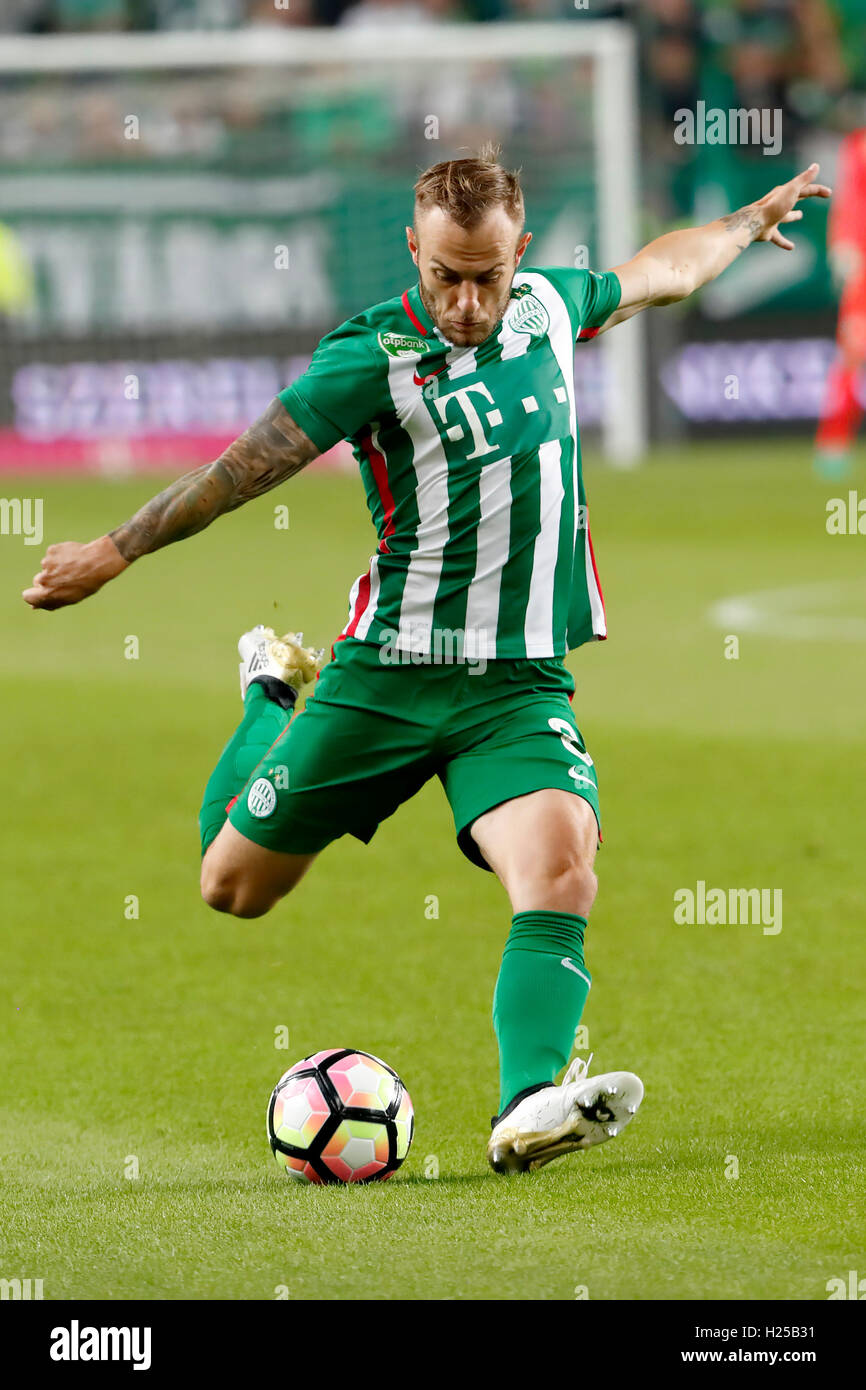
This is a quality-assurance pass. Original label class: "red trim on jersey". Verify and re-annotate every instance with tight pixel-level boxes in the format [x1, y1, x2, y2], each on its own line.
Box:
[587, 525, 607, 639]
[225, 794, 239, 814]
[401, 289, 428, 336]
[359, 426, 396, 555]
[577, 326, 600, 343]
[344, 565, 372, 638]
[413, 366, 446, 386]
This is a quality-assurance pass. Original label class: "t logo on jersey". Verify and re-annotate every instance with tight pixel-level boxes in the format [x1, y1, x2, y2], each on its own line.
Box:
[431, 383, 502, 459]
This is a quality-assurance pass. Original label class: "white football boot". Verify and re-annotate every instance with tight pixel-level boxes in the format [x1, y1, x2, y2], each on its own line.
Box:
[487, 1055, 644, 1174]
[238, 624, 325, 704]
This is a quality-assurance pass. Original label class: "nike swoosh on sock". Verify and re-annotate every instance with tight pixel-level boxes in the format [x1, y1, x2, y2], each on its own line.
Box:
[561, 957, 591, 986]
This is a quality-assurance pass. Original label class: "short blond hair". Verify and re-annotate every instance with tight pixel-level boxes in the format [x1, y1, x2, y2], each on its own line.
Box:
[413, 143, 524, 231]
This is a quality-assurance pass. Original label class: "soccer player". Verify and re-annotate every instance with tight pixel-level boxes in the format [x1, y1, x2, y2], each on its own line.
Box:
[815, 127, 866, 477]
[23, 150, 829, 1174]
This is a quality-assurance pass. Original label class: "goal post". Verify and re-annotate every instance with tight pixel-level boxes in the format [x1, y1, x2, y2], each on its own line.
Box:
[0, 21, 646, 470]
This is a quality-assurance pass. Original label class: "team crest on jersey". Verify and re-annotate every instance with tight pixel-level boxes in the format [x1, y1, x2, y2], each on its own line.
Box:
[507, 293, 550, 337]
[378, 330, 430, 359]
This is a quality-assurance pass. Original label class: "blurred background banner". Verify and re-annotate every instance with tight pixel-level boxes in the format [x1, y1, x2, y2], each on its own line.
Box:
[0, 0, 862, 470]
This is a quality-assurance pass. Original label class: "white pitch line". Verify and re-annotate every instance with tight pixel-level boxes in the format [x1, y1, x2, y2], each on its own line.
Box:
[708, 579, 866, 643]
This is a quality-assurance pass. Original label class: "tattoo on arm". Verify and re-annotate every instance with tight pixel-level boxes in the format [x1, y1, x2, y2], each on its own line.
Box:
[109, 400, 319, 562]
[720, 206, 763, 249]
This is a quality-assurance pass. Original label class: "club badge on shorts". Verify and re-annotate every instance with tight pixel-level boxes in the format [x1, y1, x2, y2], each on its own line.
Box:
[248, 777, 277, 818]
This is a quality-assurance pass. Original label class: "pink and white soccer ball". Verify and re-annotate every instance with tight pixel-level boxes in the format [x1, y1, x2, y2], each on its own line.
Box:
[267, 1048, 414, 1184]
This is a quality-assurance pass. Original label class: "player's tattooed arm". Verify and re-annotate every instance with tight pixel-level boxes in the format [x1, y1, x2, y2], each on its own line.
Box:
[22, 401, 319, 610]
[719, 205, 765, 249]
[109, 401, 319, 562]
[600, 163, 831, 332]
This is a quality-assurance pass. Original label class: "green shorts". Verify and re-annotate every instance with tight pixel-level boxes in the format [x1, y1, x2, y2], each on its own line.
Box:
[228, 637, 600, 871]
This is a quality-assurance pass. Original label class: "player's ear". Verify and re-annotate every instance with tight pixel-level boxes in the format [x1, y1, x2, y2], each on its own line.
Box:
[515, 230, 532, 263]
[406, 224, 419, 265]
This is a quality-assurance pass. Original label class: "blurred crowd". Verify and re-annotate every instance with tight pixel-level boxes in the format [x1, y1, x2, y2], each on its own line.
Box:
[2, 0, 865, 224]
[5, 2, 864, 121]
[641, 0, 866, 216]
[0, 0, 858, 64]
[2, 1, 627, 29]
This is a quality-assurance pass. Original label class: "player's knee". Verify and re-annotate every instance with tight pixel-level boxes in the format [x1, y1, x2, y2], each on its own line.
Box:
[555, 859, 597, 915]
[527, 857, 598, 916]
[200, 863, 274, 919]
[227, 894, 273, 920]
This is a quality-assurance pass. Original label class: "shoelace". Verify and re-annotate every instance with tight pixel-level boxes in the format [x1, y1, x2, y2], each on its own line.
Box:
[562, 1052, 594, 1087]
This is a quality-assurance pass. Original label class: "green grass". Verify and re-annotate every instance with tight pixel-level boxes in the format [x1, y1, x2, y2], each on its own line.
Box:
[1, 440, 864, 1300]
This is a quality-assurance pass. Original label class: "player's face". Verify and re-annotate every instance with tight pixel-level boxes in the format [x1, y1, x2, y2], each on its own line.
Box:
[407, 207, 532, 347]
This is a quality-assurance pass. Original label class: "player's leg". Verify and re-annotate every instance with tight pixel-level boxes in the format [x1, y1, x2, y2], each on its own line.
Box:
[198, 624, 324, 917]
[199, 624, 324, 857]
[442, 666, 643, 1171]
[472, 789, 642, 1173]
[200, 821, 316, 919]
[471, 789, 599, 1120]
[472, 785, 599, 913]
[201, 634, 438, 920]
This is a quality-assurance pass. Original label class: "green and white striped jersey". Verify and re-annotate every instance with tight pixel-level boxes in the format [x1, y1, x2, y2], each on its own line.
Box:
[278, 265, 621, 660]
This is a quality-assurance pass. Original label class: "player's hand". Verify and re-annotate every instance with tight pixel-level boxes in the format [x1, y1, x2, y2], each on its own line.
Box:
[752, 163, 832, 250]
[22, 535, 129, 610]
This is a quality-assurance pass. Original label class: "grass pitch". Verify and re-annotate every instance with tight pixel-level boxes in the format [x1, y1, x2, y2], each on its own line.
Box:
[1, 441, 864, 1300]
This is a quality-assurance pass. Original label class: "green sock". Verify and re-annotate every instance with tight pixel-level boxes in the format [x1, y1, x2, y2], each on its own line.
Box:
[198, 683, 292, 854]
[493, 910, 591, 1114]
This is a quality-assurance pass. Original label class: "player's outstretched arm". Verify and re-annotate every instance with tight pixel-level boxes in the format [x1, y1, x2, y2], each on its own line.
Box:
[600, 163, 832, 332]
[22, 400, 319, 611]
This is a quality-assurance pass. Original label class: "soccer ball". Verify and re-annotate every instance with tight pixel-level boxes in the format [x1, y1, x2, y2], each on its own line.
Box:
[267, 1048, 414, 1184]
